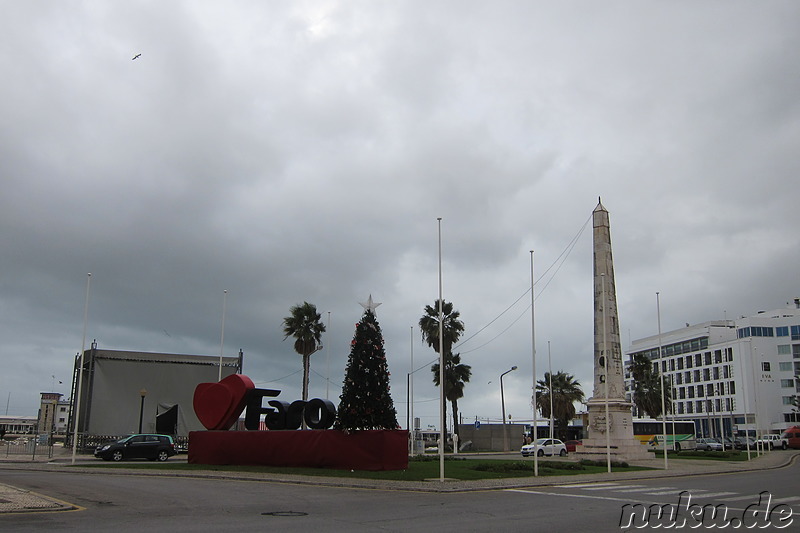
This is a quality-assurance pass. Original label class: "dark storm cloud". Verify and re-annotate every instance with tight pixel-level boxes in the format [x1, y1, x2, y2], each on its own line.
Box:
[1, 2, 797, 428]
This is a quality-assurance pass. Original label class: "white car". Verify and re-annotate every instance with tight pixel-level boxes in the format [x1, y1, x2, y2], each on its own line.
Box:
[521, 438, 567, 457]
[756, 434, 788, 450]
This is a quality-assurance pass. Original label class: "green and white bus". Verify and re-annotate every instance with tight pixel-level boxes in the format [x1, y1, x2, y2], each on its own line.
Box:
[633, 419, 697, 452]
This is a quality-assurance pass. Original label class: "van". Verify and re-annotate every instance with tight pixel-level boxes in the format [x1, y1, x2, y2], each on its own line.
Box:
[781, 426, 800, 449]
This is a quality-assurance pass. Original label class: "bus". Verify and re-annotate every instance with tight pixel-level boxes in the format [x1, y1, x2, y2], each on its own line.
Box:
[632, 419, 697, 452]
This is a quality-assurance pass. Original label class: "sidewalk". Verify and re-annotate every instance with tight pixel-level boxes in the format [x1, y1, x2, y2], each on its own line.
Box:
[1, 447, 797, 512]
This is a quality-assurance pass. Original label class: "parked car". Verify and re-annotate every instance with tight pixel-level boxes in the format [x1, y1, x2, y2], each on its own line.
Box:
[755, 433, 788, 450]
[94, 434, 177, 462]
[521, 438, 567, 457]
[564, 440, 583, 453]
[695, 437, 723, 451]
[733, 436, 757, 450]
[780, 426, 800, 450]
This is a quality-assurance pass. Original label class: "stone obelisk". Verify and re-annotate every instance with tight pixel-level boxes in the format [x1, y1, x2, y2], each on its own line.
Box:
[579, 199, 650, 461]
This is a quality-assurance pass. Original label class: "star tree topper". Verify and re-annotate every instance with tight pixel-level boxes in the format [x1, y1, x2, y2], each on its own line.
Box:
[359, 294, 382, 314]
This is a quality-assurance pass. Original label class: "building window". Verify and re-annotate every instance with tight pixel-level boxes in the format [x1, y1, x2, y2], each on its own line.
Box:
[713, 367, 720, 380]
[677, 403, 684, 414]
[697, 401, 704, 413]
[778, 345, 791, 355]
[714, 350, 723, 363]
[686, 355, 692, 368]
[685, 371, 692, 383]
[697, 385, 704, 397]
[695, 354, 702, 367]
[679, 387, 685, 399]
[777, 326, 789, 337]
[694, 369, 701, 382]
[762, 362, 771, 372]
[781, 379, 794, 388]
[793, 345, 800, 358]
[688, 387, 695, 399]
[677, 358, 684, 370]
[707, 384, 714, 396]
[723, 366, 730, 379]
[704, 352, 712, 365]
[703, 368, 710, 381]
[729, 381, 736, 394]
[676, 373, 683, 385]
[792, 325, 800, 341]
[670, 359, 675, 372]
[782, 396, 795, 405]
[779, 362, 793, 371]
[687, 402, 693, 414]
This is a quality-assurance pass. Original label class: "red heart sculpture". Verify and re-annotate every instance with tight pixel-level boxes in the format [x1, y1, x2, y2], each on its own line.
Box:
[193, 374, 255, 430]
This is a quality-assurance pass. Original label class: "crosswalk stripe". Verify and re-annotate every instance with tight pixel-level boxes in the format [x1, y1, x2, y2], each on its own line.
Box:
[716, 494, 762, 502]
[644, 489, 708, 496]
[559, 482, 619, 488]
[614, 486, 671, 493]
[582, 484, 643, 491]
[690, 492, 738, 499]
[769, 496, 800, 504]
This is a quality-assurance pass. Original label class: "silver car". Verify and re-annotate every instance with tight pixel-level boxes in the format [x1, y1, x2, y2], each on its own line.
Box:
[695, 437, 723, 451]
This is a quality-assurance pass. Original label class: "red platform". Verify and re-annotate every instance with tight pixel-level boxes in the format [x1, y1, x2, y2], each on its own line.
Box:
[188, 429, 408, 471]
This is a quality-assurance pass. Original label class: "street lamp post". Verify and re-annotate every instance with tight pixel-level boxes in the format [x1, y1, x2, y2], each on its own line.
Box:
[138, 389, 147, 433]
[500, 366, 518, 452]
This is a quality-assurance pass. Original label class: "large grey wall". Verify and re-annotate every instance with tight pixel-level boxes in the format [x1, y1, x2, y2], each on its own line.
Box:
[87, 358, 236, 436]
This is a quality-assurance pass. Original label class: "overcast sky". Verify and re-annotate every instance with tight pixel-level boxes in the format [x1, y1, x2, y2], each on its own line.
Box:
[2, 2, 798, 431]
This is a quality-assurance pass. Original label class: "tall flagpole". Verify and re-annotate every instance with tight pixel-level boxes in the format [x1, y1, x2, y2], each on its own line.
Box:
[548, 341, 554, 439]
[218, 289, 228, 381]
[438, 217, 445, 481]
[71, 273, 91, 465]
[326, 311, 331, 400]
[657, 292, 668, 469]
[410, 325, 415, 455]
[602, 273, 611, 473]
[530, 250, 538, 476]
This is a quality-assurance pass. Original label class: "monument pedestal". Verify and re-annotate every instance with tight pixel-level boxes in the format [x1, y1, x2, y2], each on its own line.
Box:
[576, 398, 652, 462]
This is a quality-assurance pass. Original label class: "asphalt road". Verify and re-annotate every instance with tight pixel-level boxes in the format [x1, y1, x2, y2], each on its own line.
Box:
[1, 460, 798, 532]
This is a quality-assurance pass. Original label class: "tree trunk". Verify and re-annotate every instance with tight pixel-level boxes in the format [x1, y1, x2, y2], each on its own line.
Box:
[302, 353, 310, 402]
[451, 399, 460, 445]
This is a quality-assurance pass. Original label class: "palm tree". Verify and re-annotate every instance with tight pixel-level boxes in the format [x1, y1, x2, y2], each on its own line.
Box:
[419, 299, 465, 443]
[535, 371, 585, 441]
[419, 300, 465, 356]
[630, 353, 672, 419]
[282, 302, 326, 402]
[431, 352, 472, 443]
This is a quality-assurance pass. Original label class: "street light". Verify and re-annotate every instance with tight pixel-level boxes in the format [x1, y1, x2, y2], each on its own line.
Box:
[501, 366, 518, 452]
[138, 389, 148, 433]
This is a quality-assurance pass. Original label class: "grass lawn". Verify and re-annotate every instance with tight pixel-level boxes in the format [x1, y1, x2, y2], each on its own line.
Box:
[74, 457, 653, 481]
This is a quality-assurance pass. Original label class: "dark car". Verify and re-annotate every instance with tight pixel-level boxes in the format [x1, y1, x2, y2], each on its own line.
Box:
[94, 434, 176, 462]
[564, 440, 583, 453]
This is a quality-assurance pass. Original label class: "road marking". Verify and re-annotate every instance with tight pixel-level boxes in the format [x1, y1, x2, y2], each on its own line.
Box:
[558, 482, 620, 488]
[506, 488, 644, 504]
[716, 494, 763, 502]
[769, 496, 800, 504]
[582, 484, 645, 491]
[689, 492, 738, 499]
[614, 486, 674, 493]
[644, 489, 708, 496]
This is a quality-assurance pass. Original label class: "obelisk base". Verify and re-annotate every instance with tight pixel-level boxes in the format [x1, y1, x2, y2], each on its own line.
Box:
[576, 398, 653, 462]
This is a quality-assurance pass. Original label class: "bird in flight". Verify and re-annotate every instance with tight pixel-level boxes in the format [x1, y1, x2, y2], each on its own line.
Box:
[132, 53, 141, 60]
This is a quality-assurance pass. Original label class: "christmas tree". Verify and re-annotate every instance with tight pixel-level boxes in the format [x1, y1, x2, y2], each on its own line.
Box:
[336, 296, 399, 431]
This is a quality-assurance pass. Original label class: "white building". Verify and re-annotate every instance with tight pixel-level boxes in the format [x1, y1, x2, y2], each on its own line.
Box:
[625, 299, 800, 439]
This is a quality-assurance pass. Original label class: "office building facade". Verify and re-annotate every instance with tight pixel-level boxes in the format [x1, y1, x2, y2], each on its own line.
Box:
[625, 299, 800, 438]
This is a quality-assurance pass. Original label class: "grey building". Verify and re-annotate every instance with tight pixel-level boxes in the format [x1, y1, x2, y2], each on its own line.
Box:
[67, 342, 242, 442]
